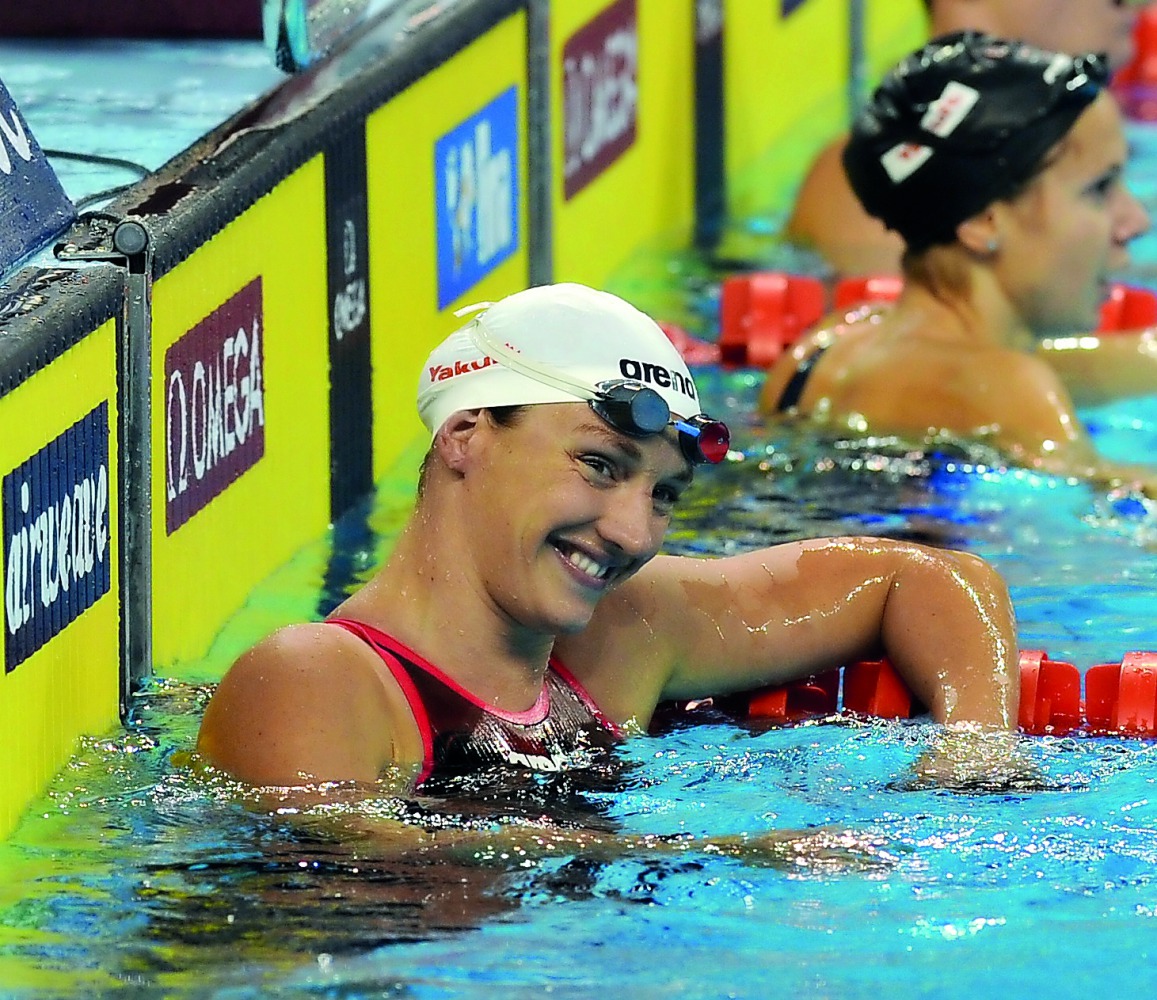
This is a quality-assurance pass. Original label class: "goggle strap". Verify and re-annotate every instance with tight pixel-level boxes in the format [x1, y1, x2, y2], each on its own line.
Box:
[455, 302, 729, 463]
[462, 310, 599, 403]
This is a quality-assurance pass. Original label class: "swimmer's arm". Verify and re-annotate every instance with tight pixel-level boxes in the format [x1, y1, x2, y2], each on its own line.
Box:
[985, 352, 1157, 494]
[279, 796, 889, 872]
[1039, 329, 1157, 408]
[586, 538, 1018, 731]
[196, 623, 421, 787]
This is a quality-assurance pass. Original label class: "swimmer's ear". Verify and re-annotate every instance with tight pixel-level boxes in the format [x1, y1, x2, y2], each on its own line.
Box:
[956, 207, 1001, 259]
[434, 409, 485, 473]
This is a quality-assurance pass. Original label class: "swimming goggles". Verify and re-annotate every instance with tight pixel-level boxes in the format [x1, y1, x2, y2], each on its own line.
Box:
[463, 313, 731, 465]
[588, 379, 730, 465]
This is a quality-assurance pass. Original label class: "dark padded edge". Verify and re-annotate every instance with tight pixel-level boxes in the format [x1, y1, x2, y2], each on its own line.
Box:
[0, 265, 123, 398]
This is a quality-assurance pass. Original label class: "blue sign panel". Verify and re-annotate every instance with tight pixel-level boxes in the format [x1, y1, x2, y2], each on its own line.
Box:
[3, 404, 111, 673]
[434, 86, 520, 309]
[0, 76, 75, 277]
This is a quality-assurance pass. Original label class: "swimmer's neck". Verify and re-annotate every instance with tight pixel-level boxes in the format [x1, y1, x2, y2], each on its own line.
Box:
[335, 509, 558, 713]
[903, 270, 1038, 352]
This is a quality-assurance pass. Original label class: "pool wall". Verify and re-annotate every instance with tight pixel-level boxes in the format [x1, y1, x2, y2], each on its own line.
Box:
[0, 0, 925, 836]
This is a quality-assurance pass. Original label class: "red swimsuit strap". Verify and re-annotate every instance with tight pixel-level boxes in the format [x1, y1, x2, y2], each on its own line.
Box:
[326, 617, 437, 785]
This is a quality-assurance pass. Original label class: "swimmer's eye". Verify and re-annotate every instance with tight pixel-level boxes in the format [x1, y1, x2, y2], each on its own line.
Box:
[652, 484, 682, 515]
[578, 453, 618, 482]
[1085, 168, 1122, 202]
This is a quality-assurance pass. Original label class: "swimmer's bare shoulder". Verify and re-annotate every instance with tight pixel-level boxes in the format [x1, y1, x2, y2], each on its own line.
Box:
[196, 622, 424, 787]
[946, 347, 1078, 437]
[758, 311, 874, 417]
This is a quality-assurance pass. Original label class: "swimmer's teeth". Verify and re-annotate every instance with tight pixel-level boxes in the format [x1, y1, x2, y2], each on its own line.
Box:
[566, 549, 609, 580]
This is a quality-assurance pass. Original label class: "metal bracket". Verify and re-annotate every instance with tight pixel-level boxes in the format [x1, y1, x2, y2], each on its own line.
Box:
[57, 216, 154, 723]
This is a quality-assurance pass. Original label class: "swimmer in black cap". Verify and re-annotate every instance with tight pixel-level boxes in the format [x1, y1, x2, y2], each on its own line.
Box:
[761, 33, 1157, 492]
[843, 34, 1113, 255]
[786, 0, 1143, 276]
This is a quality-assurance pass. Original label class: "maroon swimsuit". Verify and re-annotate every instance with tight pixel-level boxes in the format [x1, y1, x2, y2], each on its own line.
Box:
[327, 618, 624, 788]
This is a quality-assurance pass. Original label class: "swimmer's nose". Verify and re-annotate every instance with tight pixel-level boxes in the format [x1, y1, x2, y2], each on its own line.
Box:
[597, 488, 665, 559]
[1115, 186, 1150, 248]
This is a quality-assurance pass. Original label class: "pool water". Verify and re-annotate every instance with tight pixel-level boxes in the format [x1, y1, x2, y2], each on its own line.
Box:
[1, 370, 1156, 997]
[3, 43, 1157, 1000]
[0, 38, 283, 209]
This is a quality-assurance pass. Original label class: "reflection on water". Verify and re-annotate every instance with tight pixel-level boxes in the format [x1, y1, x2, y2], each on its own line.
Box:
[6, 167, 1157, 999]
[2, 371, 1157, 995]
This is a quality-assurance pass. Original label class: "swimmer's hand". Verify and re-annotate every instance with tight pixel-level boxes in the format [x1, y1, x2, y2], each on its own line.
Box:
[908, 723, 1042, 792]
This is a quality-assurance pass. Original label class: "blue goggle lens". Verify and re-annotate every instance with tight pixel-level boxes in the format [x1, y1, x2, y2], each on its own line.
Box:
[588, 381, 730, 464]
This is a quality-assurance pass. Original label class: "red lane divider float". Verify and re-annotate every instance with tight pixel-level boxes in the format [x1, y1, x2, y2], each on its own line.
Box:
[832, 274, 904, 311]
[747, 668, 839, 720]
[717, 272, 825, 367]
[1017, 650, 1081, 735]
[727, 649, 1157, 737]
[842, 657, 915, 719]
[1086, 651, 1157, 736]
[701, 272, 1157, 370]
[1097, 283, 1157, 332]
[1113, 3, 1157, 121]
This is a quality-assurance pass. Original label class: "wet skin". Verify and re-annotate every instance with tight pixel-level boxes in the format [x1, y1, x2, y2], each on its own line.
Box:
[198, 402, 1022, 790]
[762, 93, 1157, 491]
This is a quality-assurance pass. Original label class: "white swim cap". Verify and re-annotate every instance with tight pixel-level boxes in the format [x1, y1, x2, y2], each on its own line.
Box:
[417, 283, 701, 434]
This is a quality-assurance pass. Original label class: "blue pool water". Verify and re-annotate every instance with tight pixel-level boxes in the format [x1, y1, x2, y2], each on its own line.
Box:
[0, 39, 283, 209]
[1, 375, 1156, 997]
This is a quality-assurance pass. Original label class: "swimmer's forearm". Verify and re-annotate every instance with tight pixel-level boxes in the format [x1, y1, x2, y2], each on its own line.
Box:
[1040, 330, 1157, 408]
[376, 823, 889, 871]
[879, 550, 1019, 730]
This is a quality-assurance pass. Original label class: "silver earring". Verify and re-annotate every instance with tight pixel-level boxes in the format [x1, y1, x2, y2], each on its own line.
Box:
[986, 237, 1001, 253]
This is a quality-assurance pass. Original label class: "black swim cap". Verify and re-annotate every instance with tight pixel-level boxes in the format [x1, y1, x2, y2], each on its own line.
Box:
[843, 32, 1110, 252]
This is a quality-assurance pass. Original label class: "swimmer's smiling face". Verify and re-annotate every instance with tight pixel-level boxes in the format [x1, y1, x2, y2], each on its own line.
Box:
[995, 92, 1150, 337]
[463, 402, 694, 636]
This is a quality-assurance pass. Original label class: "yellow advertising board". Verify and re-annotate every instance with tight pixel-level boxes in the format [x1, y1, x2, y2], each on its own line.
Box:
[865, 0, 928, 80]
[366, 9, 531, 479]
[724, 0, 926, 218]
[551, 0, 697, 289]
[150, 159, 331, 674]
[0, 321, 120, 838]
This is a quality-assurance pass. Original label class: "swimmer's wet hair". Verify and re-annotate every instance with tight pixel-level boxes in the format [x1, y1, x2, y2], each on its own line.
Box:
[843, 31, 1108, 251]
